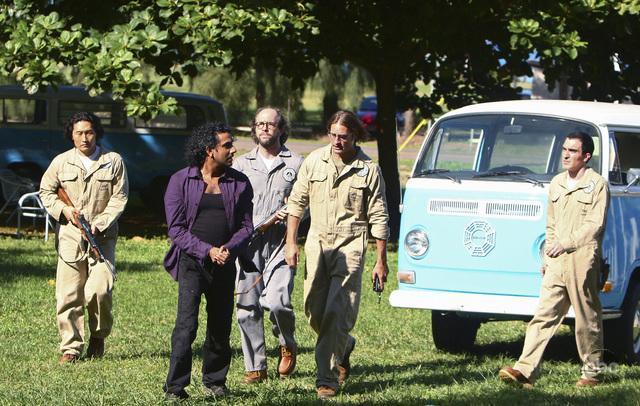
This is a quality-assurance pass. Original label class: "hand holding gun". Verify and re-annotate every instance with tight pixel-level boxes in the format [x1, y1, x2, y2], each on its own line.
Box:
[253, 204, 287, 236]
[373, 274, 383, 304]
[57, 187, 116, 280]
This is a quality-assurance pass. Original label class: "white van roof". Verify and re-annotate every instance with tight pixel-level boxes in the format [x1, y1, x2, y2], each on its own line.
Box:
[440, 100, 640, 127]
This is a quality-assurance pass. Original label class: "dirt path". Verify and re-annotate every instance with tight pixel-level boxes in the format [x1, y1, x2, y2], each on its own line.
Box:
[233, 136, 423, 161]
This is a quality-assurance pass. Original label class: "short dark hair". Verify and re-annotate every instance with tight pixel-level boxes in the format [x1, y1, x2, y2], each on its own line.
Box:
[185, 122, 233, 167]
[566, 132, 595, 157]
[63, 112, 104, 143]
[251, 106, 289, 145]
[326, 110, 367, 142]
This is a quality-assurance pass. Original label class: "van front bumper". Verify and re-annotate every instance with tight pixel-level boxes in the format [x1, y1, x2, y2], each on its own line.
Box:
[390, 289, 571, 318]
[390, 289, 622, 320]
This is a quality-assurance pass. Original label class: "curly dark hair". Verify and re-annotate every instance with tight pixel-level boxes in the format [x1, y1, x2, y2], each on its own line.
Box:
[185, 122, 233, 167]
[251, 106, 289, 145]
[63, 112, 104, 143]
[326, 110, 367, 142]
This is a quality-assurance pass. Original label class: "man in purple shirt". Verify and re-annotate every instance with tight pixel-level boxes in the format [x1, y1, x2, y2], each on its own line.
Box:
[163, 122, 253, 400]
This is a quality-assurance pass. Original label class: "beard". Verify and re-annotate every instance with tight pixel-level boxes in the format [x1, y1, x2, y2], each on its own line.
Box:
[258, 134, 278, 149]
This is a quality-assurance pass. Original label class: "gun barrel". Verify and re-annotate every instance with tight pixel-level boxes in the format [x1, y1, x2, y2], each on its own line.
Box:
[254, 204, 287, 234]
[78, 215, 105, 259]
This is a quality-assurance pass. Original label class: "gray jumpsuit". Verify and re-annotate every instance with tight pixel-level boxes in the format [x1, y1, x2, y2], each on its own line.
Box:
[233, 146, 304, 372]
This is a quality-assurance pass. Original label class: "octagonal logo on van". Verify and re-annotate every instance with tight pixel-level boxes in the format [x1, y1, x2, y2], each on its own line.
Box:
[464, 220, 496, 257]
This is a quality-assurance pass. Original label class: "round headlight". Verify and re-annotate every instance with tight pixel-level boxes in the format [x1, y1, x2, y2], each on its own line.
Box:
[404, 228, 429, 258]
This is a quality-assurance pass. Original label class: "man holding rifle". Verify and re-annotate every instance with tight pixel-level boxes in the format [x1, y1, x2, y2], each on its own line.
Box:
[40, 112, 128, 364]
[232, 107, 304, 382]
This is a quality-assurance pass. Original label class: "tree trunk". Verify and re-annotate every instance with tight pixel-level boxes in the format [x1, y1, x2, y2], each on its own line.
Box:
[322, 91, 339, 124]
[373, 69, 401, 242]
[255, 65, 266, 107]
[401, 109, 415, 138]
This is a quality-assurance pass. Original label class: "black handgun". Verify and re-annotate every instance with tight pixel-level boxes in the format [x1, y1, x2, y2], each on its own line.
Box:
[373, 274, 383, 304]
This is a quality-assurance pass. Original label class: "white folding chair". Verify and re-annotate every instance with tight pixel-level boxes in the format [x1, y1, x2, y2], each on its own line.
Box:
[14, 191, 54, 241]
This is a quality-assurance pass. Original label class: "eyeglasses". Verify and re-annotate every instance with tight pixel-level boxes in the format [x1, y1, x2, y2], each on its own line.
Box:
[328, 132, 351, 141]
[255, 121, 278, 129]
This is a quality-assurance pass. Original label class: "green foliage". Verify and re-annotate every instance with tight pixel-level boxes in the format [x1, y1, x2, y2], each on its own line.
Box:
[2, 235, 640, 404]
[187, 68, 256, 126]
[0, 1, 317, 120]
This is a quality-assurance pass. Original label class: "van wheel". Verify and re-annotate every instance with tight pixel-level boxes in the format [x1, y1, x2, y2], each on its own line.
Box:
[605, 281, 640, 364]
[431, 311, 480, 353]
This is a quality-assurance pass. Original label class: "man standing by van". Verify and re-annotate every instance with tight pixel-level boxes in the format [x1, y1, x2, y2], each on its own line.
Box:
[40, 112, 129, 364]
[233, 107, 304, 383]
[499, 132, 609, 387]
[285, 110, 390, 399]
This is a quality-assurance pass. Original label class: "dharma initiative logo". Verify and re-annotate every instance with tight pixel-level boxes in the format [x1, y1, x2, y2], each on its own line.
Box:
[463, 220, 496, 257]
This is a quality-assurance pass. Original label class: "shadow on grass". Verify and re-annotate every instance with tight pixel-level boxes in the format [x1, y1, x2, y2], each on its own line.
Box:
[341, 357, 640, 405]
[0, 251, 165, 282]
[472, 330, 580, 363]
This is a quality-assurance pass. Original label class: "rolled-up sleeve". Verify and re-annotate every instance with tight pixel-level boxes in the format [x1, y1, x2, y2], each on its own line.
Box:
[367, 165, 390, 240]
[287, 157, 311, 219]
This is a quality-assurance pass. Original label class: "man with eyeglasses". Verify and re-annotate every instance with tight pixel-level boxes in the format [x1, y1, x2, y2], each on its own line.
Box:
[285, 110, 390, 399]
[232, 107, 304, 383]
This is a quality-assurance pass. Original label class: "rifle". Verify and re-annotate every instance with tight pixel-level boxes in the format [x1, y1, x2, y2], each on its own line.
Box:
[253, 204, 287, 236]
[57, 187, 116, 280]
[235, 204, 288, 296]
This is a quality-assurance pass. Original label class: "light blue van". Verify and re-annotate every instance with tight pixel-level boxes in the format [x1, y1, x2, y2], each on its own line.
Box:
[0, 85, 226, 208]
[391, 100, 640, 363]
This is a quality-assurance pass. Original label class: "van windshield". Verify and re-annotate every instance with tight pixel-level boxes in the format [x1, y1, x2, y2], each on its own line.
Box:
[414, 114, 601, 182]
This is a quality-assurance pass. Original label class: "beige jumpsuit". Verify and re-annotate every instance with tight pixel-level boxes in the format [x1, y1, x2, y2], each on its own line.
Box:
[514, 168, 609, 381]
[287, 144, 389, 389]
[40, 148, 128, 356]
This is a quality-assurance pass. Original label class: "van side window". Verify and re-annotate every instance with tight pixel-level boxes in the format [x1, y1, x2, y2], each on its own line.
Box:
[1, 98, 46, 124]
[58, 101, 126, 128]
[134, 105, 205, 130]
[609, 131, 640, 185]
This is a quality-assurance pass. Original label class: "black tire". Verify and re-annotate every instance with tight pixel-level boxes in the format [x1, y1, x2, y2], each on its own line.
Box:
[604, 280, 640, 364]
[431, 310, 481, 353]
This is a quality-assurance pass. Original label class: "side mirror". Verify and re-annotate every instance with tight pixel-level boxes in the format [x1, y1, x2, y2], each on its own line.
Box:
[623, 168, 640, 193]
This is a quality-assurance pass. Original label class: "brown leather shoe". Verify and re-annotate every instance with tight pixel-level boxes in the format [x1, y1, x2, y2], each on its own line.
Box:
[576, 377, 600, 387]
[338, 339, 355, 385]
[278, 345, 296, 377]
[242, 369, 268, 384]
[498, 366, 533, 389]
[86, 337, 105, 359]
[316, 385, 337, 399]
[59, 353, 78, 365]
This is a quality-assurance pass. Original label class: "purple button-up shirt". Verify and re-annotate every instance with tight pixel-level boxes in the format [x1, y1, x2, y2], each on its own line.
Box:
[163, 166, 254, 280]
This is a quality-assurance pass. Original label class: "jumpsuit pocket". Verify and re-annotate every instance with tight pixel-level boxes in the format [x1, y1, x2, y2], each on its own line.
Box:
[59, 173, 78, 203]
[309, 172, 327, 203]
[60, 172, 78, 184]
[577, 191, 593, 216]
[95, 172, 114, 202]
[347, 183, 367, 211]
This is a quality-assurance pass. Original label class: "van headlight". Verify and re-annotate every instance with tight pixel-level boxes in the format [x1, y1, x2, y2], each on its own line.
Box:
[404, 228, 429, 258]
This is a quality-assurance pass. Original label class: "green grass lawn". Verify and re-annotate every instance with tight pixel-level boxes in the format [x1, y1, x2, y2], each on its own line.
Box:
[1, 235, 639, 405]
